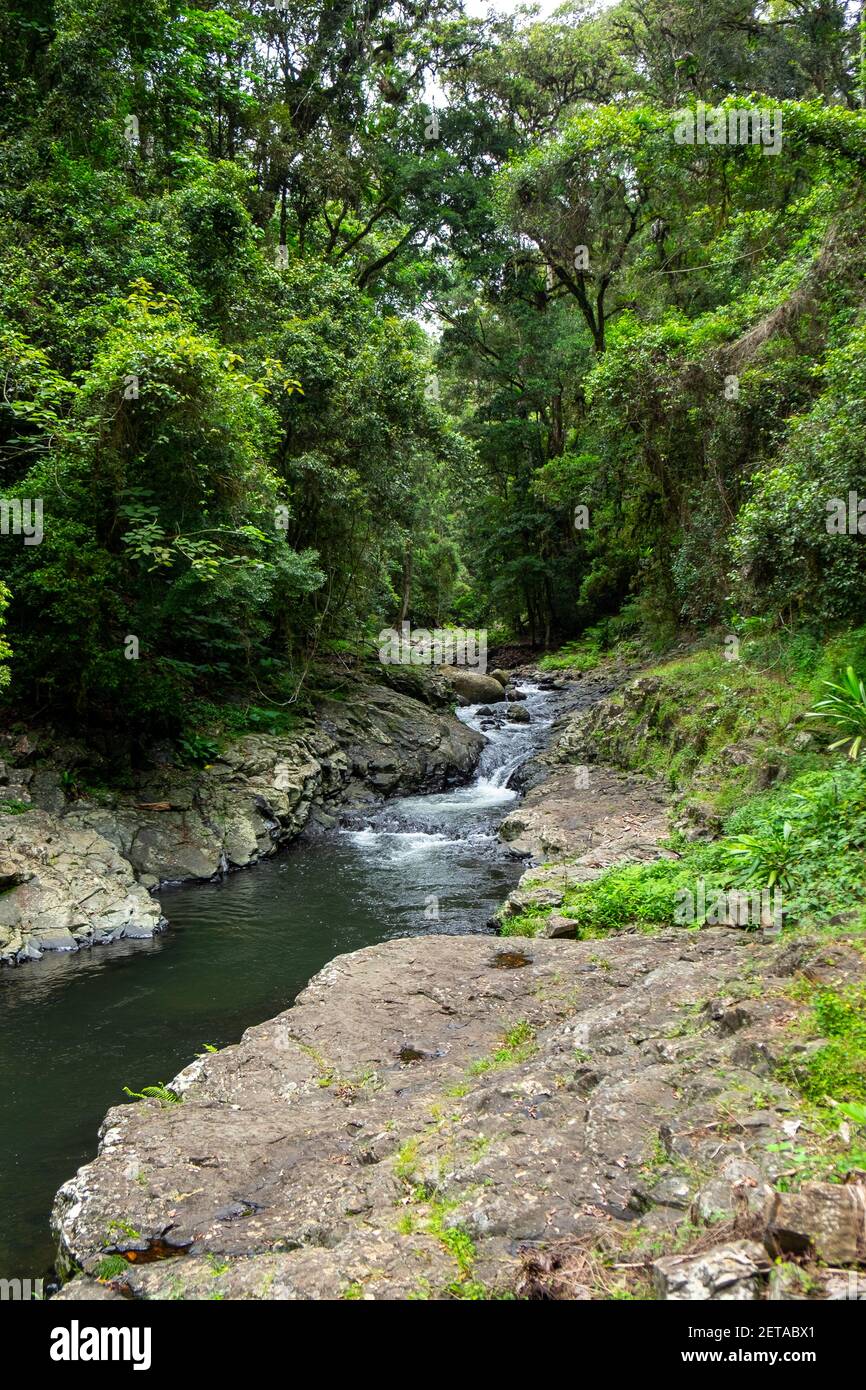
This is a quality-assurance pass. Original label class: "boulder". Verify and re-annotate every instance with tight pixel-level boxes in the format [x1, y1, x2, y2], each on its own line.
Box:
[543, 913, 577, 938]
[446, 670, 507, 704]
[764, 1182, 866, 1265]
[653, 1241, 770, 1301]
[505, 704, 530, 724]
[0, 810, 164, 965]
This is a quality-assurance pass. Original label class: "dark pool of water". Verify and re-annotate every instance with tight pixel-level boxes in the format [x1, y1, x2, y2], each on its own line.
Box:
[0, 683, 561, 1280]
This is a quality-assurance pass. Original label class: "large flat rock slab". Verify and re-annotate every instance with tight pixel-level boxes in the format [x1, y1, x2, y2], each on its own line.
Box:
[499, 764, 668, 861]
[52, 928, 800, 1300]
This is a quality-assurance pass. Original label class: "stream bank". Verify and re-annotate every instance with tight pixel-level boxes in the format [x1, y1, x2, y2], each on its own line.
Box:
[0, 671, 488, 966]
[1, 669, 593, 1282]
[47, 664, 866, 1301]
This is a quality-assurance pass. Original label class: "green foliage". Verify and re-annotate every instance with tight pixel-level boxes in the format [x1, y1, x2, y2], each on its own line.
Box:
[807, 666, 866, 758]
[122, 1082, 182, 1107]
[467, 1020, 536, 1075]
[724, 822, 800, 889]
[538, 636, 602, 672]
[779, 985, 866, 1105]
[95, 1255, 131, 1281]
[2, 0, 865, 739]
[552, 853, 729, 937]
[0, 582, 11, 690]
[176, 733, 221, 768]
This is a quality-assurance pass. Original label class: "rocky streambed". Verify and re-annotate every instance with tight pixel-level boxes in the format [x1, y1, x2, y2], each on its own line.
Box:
[1, 664, 597, 1281]
[0, 673, 487, 965]
[41, 668, 866, 1301]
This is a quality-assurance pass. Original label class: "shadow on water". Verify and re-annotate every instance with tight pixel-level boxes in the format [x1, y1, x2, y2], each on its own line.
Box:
[0, 682, 559, 1279]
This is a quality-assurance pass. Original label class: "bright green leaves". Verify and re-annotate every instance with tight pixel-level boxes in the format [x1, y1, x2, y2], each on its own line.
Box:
[807, 666, 866, 759]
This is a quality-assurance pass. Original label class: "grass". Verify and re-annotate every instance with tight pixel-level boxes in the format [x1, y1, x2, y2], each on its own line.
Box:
[571, 624, 866, 815]
[466, 1020, 537, 1075]
[538, 637, 602, 673]
[506, 747, 866, 941]
[499, 906, 552, 938]
[779, 983, 866, 1105]
[505, 636, 866, 939]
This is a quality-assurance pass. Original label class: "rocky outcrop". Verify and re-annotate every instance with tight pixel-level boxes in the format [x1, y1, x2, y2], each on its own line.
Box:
[50, 929, 866, 1301]
[0, 678, 483, 965]
[0, 811, 164, 961]
[499, 764, 668, 863]
[496, 697, 670, 932]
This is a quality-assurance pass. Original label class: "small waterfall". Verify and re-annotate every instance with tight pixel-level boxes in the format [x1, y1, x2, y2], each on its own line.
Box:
[340, 681, 553, 849]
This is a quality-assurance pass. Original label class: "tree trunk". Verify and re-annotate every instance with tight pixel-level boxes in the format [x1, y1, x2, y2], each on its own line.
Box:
[397, 542, 413, 625]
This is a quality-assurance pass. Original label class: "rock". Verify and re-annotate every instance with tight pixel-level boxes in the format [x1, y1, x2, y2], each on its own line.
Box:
[653, 1241, 770, 1301]
[2, 678, 484, 968]
[498, 763, 667, 860]
[378, 664, 455, 709]
[505, 704, 530, 723]
[543, 913, 577, 938]
[691, 1157, 766, 1223]
[51, 928, 799, 1300]
[0, 810, 164, 965]
[646, 1175, 692, 1209]
[676, 801, 723, 839]
[445, 670, 506, 704]
[764, 1182, 866, 1264]
[489, 669, 509, 688]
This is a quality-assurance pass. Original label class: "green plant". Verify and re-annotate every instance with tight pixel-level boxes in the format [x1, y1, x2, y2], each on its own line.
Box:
[807, 667, 866, 758]
[724, 821, 801, 889]
[122, 1082, 183, 1107]
[778, 986, 866, 1105]
[468, 1021, 537, 1076]
[837, 1100, 866, 1127]
[176, 733, 221, 767]
[95, 1255, 131, 1281]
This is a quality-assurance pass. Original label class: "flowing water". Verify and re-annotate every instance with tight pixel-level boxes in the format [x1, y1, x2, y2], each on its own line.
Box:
[0, 682, 565, 1281]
